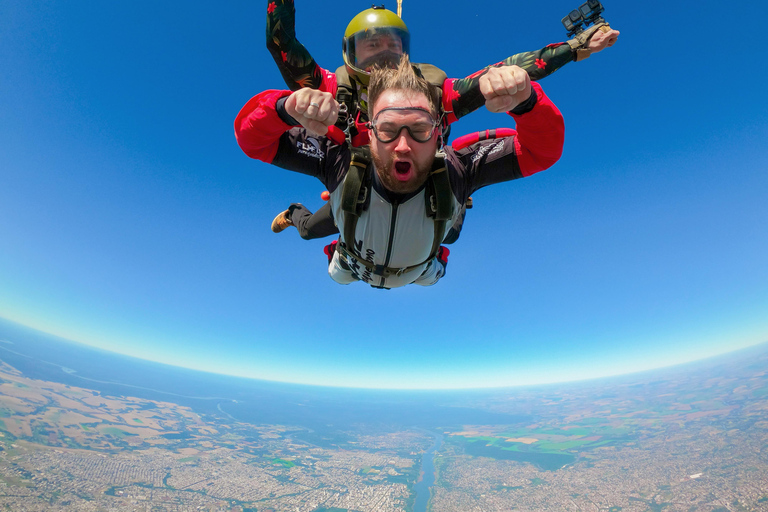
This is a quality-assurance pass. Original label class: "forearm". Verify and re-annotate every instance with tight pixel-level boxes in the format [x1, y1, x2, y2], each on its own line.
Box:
[266, 0, 324, 90]
[444, 43, 574, 122]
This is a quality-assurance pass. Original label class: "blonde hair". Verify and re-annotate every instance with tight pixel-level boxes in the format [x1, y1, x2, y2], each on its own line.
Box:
[367, 55, 441, 120]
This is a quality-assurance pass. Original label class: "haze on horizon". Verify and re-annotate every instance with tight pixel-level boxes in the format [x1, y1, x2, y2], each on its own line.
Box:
[1, 0, 766, 389]
[1, 317, 766, 392]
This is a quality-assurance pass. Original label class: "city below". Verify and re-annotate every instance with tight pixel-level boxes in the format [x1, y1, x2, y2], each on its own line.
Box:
[0, 323, 767, 511]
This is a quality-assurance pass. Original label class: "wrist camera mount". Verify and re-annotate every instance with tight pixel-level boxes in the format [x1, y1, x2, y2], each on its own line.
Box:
[562, 0, 606, 37]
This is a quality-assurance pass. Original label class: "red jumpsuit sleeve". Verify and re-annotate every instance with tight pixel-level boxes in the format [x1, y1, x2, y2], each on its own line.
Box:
[318, 69, 339, 95]
[510, 82, 564, 177]
[440, 78, 458, 125]
[234, 90, 294, 163]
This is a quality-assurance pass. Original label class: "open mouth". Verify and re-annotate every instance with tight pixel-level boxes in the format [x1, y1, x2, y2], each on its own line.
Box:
[394, 161, 412, 181]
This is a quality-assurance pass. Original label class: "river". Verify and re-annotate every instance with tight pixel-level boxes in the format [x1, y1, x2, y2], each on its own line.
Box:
[413, 431, 443, 512]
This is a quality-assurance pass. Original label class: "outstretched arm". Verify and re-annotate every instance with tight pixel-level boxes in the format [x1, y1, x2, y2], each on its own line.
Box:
[480, 67, 564, 176]
[235, 88, 340, 162]
[448, 76, 564, 199]
[266, 0, 328, 90]
[234, 88, 348, 192]
[443, 25, 619, 122]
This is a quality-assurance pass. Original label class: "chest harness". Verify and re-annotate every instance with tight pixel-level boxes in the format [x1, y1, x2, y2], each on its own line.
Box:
[334, 146, 454, 278]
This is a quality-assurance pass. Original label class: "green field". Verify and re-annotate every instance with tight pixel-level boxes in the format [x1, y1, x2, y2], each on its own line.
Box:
[100, 427, 136, 438]
[272, 458, 295, 468]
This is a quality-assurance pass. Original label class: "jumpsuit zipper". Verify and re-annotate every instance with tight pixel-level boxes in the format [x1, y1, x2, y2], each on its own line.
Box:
[378, 200, 400, 288]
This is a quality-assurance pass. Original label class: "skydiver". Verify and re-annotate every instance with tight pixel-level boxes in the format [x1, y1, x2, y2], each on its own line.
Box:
[263, 3, 618, 240]
[235, 57, 564, 288]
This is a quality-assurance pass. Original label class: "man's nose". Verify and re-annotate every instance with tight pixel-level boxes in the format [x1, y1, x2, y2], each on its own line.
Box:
[394, 132, 412, 152]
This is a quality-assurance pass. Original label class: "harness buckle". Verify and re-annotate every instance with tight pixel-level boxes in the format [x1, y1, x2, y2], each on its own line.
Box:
[337, 103, 353, 145]
[358, 186, 368, 207]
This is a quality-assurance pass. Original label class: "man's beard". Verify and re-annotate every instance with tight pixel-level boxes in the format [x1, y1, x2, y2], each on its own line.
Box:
[358, 51, 403, 71]
[372, 149, 433, 195]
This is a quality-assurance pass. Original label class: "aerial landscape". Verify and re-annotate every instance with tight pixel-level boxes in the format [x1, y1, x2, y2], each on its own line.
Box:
[1, 319, 767, 511]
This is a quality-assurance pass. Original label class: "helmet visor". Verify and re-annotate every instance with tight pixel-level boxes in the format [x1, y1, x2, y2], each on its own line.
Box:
[347, 27, 410, 72]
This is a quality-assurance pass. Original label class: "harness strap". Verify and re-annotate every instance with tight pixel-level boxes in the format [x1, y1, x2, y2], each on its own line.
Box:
[334, 82, 357, 134]
[425, 153, 452, 262]
[335, 243, 428, 278]
[340, 147, 372, 256]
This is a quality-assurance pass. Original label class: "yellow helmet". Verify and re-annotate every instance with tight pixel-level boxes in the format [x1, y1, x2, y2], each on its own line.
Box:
[342, 6, 410, 86]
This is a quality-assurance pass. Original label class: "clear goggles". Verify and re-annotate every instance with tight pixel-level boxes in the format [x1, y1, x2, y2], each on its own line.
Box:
[368, 107, 439, 143]
[347, 28, 409, 71]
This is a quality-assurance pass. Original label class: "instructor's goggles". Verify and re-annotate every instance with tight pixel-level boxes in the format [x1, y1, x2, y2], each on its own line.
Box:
[368, 107, 439, 143]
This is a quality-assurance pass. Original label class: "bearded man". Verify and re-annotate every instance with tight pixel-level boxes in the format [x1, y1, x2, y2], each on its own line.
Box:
[235, 57, 564, 289]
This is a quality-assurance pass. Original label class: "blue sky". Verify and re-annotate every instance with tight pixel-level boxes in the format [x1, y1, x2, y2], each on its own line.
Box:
[1, 0, 766, 389]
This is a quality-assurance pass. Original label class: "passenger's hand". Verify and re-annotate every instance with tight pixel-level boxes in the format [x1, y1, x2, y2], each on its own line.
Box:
[588, 26, 620, 53]
[479, 65, 532, 114]
[285, 88, 340, 136]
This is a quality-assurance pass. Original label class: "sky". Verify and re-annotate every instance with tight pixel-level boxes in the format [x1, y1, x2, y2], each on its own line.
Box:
[1, 0, 767, 390]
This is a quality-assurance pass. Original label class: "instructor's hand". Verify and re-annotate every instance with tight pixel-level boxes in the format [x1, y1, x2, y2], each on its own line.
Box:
[480, 65, 532, 114]
[588, 26, 620, 53]
[285, 88, 340, 136]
